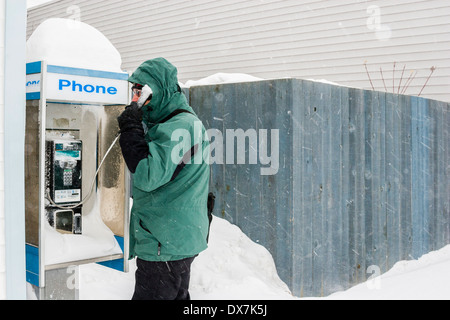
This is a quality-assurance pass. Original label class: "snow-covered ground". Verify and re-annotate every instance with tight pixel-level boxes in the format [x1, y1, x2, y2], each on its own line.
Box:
[327, 244, 450, 300]
[27, 215, 450, 300]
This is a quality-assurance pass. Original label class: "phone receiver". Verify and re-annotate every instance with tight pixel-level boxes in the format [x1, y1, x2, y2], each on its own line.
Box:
[137, 85, 153, 109]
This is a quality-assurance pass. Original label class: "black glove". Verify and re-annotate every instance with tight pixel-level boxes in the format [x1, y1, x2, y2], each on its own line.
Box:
[117, 102, 144, 134]
[117, 103, 150, 173]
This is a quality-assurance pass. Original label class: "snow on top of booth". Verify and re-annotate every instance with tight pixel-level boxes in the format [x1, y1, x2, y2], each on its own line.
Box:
[27, 18, 123, 73]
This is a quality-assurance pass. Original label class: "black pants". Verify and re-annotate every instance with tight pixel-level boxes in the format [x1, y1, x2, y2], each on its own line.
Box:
[132, 256, 196, 300]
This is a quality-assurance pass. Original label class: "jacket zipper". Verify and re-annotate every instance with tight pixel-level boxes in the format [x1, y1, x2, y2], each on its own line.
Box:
[157, 243, 171, 271]
[140, 220, 162, 257]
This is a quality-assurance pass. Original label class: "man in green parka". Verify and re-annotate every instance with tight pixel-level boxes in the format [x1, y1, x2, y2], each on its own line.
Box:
[117, 57, 210, 300]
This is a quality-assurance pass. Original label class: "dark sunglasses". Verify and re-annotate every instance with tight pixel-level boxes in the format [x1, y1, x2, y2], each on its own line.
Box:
[131, 84, 144, 97]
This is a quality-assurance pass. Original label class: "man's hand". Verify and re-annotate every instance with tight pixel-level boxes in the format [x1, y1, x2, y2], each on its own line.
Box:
[117, 103, 149, 173]
[118, 103, 144, 134]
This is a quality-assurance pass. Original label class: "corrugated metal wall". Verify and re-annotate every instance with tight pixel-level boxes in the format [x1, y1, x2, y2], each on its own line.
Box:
[27, 0, 450, 103]
[189, 79, 450, 297]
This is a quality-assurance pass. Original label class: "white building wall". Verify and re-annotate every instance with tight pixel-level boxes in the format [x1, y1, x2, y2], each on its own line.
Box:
[27, 0, 450, 102]
[0, 0, 6, 300]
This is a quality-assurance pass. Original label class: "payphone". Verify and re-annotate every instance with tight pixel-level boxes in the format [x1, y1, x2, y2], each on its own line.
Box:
[45, 138, 83, 234]
[25, 60, 130, 299]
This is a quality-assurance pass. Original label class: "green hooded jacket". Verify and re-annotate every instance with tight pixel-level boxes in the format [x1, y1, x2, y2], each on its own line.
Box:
[127, 58, 210, 262]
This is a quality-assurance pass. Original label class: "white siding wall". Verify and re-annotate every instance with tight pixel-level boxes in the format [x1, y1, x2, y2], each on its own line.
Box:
[27, 0, 450, 97]
[0, 0, 6, 301]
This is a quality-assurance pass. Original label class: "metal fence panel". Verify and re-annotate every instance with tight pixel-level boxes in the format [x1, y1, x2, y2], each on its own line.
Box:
[188, 79, 450, 297]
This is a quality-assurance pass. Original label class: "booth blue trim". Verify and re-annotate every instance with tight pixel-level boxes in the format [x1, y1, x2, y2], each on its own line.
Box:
[26, 245, 40, 287]
[47, 65, 129, 80]
[97, 236, 126, 272]
[26, 235, 126, 285]
[26, 92, 40, 100]
[26, 61, 42, 75]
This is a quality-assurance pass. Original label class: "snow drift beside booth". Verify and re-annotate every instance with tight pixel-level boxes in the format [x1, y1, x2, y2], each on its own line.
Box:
[76, 216, 295, 300]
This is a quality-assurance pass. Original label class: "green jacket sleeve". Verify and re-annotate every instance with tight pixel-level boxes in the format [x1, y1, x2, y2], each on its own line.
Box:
[132, 119, 193, 193]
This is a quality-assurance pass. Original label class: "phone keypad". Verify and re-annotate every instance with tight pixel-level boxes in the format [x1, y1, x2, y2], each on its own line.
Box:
[63, 170, 73, 186]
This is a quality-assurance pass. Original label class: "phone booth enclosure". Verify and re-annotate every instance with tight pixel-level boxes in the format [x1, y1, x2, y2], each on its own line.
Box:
[25, 62, 130, 295]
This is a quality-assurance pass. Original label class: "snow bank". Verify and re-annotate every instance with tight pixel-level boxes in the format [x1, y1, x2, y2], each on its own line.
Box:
[27, 18, 123, 72]
[328, 244, 450, 300]
[190, 217, 293, 300]
[182, 73, 264, 88]
[76, 216, 294, 300]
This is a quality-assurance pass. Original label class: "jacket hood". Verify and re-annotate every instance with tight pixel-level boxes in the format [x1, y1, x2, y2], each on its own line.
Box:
[128, 57, 194, 125]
